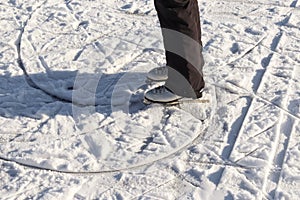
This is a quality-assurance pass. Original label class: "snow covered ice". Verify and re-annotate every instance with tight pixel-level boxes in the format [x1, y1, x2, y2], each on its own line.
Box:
[0, 0, 300, 199]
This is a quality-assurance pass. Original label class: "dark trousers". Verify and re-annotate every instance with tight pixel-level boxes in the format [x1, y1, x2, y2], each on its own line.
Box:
[154, 0, 205, 98]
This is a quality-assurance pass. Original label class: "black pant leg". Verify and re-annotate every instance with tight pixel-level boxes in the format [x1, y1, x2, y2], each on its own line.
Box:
[154, 0, 205, 98]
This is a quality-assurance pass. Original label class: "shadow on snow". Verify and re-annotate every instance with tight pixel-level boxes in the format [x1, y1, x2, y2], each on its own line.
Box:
[0, 70, 148, 119]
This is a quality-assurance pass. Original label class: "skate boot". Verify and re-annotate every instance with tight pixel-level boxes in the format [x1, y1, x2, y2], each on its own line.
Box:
[146, 66, 168, 84]
[144, 85, 182, 103]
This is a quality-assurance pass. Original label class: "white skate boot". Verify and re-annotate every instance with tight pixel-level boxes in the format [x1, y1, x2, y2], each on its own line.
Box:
[144, 85, 182, 103]
[146, 66, 168, 83]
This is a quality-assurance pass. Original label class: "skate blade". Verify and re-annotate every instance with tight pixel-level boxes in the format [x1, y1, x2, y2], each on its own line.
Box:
[143, 97, 181, 106]
[143, 97, 209, 105]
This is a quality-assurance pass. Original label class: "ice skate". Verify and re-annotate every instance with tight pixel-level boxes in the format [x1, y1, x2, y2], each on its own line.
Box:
[146, 66, 168, 84]
[144, 85, 182, 104]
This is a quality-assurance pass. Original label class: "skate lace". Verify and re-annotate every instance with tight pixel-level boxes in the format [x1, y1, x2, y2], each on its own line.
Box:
[152, 86, 167, 94]
[155, 67, 167, 75]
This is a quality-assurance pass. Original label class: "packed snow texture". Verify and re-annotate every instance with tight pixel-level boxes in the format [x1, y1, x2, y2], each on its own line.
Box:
[0, 0, 300, 199]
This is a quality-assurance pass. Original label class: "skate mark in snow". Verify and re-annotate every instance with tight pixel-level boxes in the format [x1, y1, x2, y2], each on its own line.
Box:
[255, 30, 283, 91]
[290, 0, 299, 8]
[261, 41, 300, 198]
[13, 1, 76, 103]
[218, 22, 298, 200]
[0, 130, 197, 175]
[268, 115, 296, 199]
[211, 7, 296, 193]
[213, 97, 253, 187]
[218, 81, 300, 121]
[0, 100, 213, 175]
[224, 34, 267, 68]
[216, 0, 300, 10]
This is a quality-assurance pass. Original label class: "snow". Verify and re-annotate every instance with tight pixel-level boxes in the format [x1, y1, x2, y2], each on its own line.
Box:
[0, 0, 300, 199]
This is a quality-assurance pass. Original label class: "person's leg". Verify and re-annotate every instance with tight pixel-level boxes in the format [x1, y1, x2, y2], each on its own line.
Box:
[154, 0, 205, 98]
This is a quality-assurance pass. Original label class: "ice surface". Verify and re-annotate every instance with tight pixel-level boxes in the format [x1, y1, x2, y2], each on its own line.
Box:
[0, 0, 299, 199]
